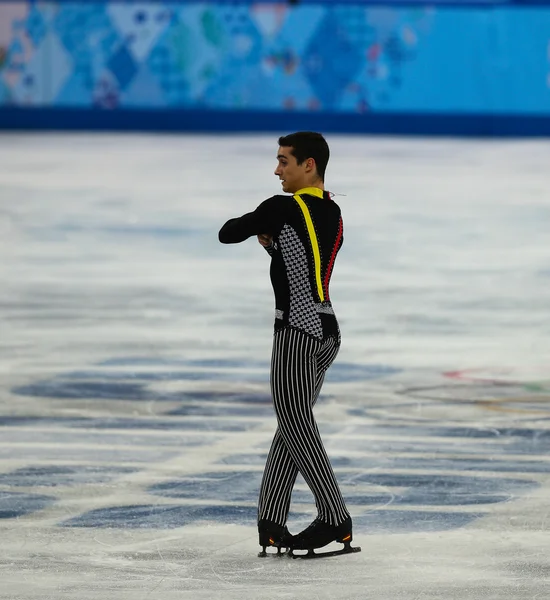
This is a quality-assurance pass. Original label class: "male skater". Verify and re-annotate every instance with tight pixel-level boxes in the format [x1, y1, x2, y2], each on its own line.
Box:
[219, 132, 358, 559]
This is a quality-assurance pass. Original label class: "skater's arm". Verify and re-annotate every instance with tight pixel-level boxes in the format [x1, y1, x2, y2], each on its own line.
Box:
[218, 197, 281, 244]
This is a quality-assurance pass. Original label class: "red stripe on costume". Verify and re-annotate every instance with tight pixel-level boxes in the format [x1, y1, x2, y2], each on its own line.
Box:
[323, 216, 343, 301]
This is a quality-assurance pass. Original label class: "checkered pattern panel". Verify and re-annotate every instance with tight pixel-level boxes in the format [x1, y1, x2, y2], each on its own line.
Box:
[279, 225, 323, 340]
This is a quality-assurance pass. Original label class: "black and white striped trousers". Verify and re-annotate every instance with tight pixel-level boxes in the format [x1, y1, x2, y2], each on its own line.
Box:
[258, 327, 350, 527]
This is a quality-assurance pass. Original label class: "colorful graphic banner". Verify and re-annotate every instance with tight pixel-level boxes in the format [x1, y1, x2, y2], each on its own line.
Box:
[0, 2, 549, 115]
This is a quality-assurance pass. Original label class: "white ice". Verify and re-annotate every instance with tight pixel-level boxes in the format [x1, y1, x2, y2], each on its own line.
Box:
[0, 133, 549, 599]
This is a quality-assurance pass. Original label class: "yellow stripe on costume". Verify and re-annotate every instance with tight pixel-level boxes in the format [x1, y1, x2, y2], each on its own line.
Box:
[294, 193, 324, 302]
[294, 186, 324, 199]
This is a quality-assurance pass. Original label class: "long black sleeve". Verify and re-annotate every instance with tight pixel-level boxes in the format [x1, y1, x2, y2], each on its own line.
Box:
[218, 197, 282, 244]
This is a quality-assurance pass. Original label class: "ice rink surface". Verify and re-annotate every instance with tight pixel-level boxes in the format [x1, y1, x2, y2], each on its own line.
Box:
[1, 133, 550, 599]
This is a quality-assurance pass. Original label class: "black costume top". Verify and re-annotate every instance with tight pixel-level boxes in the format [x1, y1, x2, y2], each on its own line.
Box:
[219, 187, 343, 340]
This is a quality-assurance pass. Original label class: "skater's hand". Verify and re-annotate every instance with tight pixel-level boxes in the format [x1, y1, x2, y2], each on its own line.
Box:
[257, 234, 273, 247]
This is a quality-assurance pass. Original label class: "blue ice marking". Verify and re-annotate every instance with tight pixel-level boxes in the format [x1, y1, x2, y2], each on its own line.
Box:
[0, 465, 137, 487]
[61, 503, 481, 534]
[377, 456, 550, 475]
[148, 470, 534, 510]
[327, 363, 401, 382]
[72, 418, 254, 432]
[63, 504, 311, 529]
[166, 404, 272, 417]
[216, 452, 550, 474]
[353, 510, 483, 534]
[97, 357, 265, 368]
[59, 371, 266, 383]
[166, 391, 272, 404]
[0, 415, 253, 433]
[0, 416, 71, 427]
[13, 376, 275, 404]
[341, 473, 538, 506]
[0, 491, 55, 519]
[11, 357, 401, 403]
[13, 381, 154, 400]
[355, 423, 550, 441]
[148, 471, 314, 504]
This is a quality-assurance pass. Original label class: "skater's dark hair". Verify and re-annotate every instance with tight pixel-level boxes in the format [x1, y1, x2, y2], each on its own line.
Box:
[278, 131, 330, 181]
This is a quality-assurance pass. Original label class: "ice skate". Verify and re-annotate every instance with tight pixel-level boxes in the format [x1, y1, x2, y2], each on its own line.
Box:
[288, 516, 361, 559]
[257, 519, 293, 557]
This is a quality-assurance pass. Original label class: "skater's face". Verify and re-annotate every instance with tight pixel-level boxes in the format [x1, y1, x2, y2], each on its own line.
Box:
[274, 146, 316, 194]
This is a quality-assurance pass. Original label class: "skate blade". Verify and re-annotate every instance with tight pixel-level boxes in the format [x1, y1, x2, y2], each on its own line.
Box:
[258, 547, 290, 558]
[290, 545, 361, 560]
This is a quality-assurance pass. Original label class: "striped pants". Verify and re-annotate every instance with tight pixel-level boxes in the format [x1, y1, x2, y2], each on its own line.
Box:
[258, 327, 350, 527]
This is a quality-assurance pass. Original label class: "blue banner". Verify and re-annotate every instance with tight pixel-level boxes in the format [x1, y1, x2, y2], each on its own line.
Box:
[1, 1, 550, 133]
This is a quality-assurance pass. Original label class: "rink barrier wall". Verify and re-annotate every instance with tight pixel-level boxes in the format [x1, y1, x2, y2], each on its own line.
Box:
[3, 107, 550, 136]
[1, 1, 550, 136]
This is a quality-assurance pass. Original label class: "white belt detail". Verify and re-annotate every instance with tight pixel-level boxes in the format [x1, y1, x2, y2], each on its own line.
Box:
[276, 305, 334, 319]
[316, 303, 335, 315]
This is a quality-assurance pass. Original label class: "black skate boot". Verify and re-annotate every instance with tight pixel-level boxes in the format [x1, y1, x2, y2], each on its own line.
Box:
[258, 519, 293, 557]
[289, 516, 361, 559]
